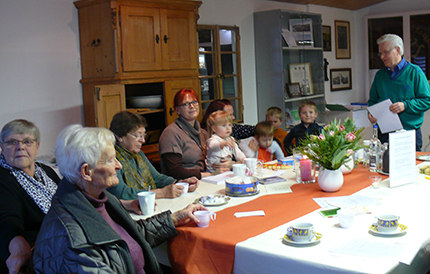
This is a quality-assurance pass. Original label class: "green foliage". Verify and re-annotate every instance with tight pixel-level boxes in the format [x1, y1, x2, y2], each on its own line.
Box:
[298, 117, 364, 170]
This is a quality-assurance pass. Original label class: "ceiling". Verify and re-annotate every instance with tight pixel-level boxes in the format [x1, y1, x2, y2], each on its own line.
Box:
[272, 0, 390, 10]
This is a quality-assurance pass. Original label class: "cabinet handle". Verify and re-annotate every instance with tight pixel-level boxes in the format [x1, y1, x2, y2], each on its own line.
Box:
[95, 87, 101, 101]
[163, 35, 169, 43]
[169, 107, 174, 116]
[91, 39, 101, 47]
[156, 34, 160, 44]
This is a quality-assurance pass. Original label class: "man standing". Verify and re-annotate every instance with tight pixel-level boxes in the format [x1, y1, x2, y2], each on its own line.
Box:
[368, 34, 430, 151]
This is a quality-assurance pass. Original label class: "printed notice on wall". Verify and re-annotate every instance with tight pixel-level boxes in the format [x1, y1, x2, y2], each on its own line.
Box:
[389, 130, 416, 188]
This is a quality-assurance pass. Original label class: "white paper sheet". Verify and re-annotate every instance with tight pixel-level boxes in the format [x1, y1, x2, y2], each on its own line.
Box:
[329, 238, 408, 263]
[201, 171, 234, 184]
[281, 29, 297, 47]
[313, 195, 382, 209]
[264, 182, 292, 194]
[234, 210, 265, 218]
[367, 99, 403, 133]
[389, 130, 416, 187]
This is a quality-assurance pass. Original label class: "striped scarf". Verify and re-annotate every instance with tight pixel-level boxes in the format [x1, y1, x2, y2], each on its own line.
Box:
[115, 145, 156, 190]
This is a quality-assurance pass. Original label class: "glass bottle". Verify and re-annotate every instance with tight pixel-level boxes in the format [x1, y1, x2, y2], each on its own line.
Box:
[369, 125, 381, 172]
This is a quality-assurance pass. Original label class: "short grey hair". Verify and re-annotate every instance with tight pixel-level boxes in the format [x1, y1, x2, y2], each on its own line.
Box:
[0, 119, 40, 143]
[377, 34, 404, 56]
[55, 124, 115, 185]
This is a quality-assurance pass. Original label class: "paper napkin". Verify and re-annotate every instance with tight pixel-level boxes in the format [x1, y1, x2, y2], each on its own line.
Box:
[234, 210, 265, 218]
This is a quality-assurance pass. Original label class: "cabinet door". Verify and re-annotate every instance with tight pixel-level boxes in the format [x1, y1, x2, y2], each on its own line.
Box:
[94, 84, 125, 128]
[164, 78, 200, 125]
[162, 9, 198, 70]
[120, 6, 164, 72]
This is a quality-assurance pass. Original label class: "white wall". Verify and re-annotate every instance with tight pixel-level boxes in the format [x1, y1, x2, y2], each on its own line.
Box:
[0, 0, 82, 155]
[2, 0, 430, 156]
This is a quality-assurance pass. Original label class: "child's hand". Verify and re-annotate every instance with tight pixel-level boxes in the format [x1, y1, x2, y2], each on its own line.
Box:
[248, 138, 259, 152]
[221, 137, 236, 149]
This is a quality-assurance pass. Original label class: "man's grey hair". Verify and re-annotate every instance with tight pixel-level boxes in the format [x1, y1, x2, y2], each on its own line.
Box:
[377, 34, 404, 56]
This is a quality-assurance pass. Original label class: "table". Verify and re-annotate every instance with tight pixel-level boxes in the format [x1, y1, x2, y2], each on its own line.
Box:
[135, 161, 430, 274]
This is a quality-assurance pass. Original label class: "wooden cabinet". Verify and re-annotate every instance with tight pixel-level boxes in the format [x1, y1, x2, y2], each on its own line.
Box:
[74, 0, 201, 129]
[120, 5, 198, 72]
[94, 84, 126, 128]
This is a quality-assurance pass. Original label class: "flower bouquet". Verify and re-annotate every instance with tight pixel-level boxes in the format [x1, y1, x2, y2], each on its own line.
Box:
[298, 117, 364, 171]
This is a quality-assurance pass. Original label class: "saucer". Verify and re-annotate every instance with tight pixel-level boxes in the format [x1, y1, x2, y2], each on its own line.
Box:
[417, 154, 430, 161]
[282, 232, 322, 246]
[369, 224, 407, 237]
[195, 194, 230, 206]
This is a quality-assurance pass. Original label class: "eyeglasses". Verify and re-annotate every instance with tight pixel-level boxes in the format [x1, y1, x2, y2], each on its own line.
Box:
[179, 101, 199, 108]
[3, 139, 37, 148]
[377, 47, 396, 57]
[128, 132, 147, 140]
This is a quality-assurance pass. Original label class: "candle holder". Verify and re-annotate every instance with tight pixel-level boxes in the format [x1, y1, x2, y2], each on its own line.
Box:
[293, 148, 316, 184]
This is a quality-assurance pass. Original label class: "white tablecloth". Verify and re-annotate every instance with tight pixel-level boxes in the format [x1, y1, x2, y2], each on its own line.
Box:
[234, 176, 430, 274]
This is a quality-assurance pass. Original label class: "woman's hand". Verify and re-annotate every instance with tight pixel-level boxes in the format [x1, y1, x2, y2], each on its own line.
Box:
[7, 236, 32, 274]
[154, 184, 183, 198]
[170, 203, 208, 226]
[120, 199, 143, 215]
[180, 177, 199, 192]
[212, 158, 233, 174]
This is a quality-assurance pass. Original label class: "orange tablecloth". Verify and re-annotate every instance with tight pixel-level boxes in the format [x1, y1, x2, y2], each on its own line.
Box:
[168, 165, 388, 274]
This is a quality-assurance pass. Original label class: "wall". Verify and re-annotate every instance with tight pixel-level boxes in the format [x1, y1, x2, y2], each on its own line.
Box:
[1, 0, 430, 156]
[0, 0, 82, 155]
[198, 0, 366, 126]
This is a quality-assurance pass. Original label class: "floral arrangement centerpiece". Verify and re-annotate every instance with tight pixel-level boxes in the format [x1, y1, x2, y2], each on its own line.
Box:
[298, 117, 364, 171]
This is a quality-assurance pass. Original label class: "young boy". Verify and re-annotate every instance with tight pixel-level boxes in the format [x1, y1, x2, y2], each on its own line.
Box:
[239, 121, 284, 162]
[266, 106, 289, 156]
[283, 101, 322, 155]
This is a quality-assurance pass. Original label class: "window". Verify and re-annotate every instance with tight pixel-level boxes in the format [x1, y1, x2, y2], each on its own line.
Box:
[197, 25, 244, 122]
[367, 11, 430, 80]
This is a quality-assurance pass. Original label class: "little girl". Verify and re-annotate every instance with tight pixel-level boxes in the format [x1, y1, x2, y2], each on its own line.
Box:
[206, 110, 246, 173]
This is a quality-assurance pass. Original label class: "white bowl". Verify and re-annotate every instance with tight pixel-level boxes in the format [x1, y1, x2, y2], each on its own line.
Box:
[127, 95, 163, 108]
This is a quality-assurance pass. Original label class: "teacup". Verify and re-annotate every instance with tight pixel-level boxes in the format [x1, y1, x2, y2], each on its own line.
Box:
[287, 222, 314, 242]
[176, 182, 189, 196]
[376, 214, 400, 232]
[233, 163, 249, 177]
[194, 210, 216, 228]
[337, 208, 355, 229]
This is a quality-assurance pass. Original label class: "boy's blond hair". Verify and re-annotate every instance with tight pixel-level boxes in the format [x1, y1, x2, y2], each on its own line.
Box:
[265, 106, 283, 121]
[298, 100, 318, 113]
[254, 121, 275, 138]
[207, 110, 232, 138]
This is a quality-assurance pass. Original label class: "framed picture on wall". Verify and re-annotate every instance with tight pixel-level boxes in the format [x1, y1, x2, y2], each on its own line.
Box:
[335, 20, 351, 59]
[286, 83, 302, 97]
[330, 68, 352, 91]
[322, 25, 331, 51]
[289, 63, 314, 95]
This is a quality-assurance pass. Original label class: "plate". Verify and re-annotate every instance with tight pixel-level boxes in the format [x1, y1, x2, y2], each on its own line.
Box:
[416, 162, 430, 176]
[417, 154, 430, 161]
[369, 224, 407, 237]
[195, 194, 230, 206]
[282, 232, 322, 246]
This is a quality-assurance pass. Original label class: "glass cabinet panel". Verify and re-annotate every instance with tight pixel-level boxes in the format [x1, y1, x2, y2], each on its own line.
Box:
[367, 16, 403, 70]
[198, 25, 243, 122]
[410, 13, 430, 79]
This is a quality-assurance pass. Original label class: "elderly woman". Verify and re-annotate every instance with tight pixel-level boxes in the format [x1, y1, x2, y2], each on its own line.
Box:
[0, 119, 60, 274]
[159, 88, 230, 179]
[108, 111, 198, 200]
[200, 99, 255, 140]
[33, 125, 205, 273]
